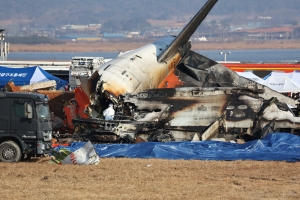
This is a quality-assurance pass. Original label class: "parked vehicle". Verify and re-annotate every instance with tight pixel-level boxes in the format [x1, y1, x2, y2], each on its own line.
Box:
[0, 91, 52, 162]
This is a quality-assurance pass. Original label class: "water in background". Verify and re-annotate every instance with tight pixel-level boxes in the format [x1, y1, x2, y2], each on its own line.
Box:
[8, 49, 300, 63]
[198, 49, 300, 63]
[8, 52, 119, 61]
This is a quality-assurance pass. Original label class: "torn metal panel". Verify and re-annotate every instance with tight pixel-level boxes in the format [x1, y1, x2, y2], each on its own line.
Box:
[202, 115, 224, 140]
[72, 117, 158, 143]
[177, 50, 299, 107]
[20, 80, 56, 91]
[69, 57, 109, 88]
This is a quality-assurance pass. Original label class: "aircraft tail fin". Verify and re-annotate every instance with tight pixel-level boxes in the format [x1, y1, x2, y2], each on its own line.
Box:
[158, 0, 218, 62]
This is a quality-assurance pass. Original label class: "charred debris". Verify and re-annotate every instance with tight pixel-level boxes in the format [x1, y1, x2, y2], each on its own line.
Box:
[66, 0, 300, 144]
[71, 54, 300, 144]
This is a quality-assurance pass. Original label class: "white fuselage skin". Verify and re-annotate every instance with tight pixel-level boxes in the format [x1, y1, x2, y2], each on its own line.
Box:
[93, 36, 181, 97]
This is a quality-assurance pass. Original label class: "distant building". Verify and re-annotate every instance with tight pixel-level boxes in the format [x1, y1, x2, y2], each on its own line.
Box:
[193, 37, 208, 42]
[103, 33, 126, 39]
[61, 24, 101, 30]
[258, 16, 272, 20]
[57, 35, 102, 41]
[125, 32, 141, 38]
[246, 26, 294, 40]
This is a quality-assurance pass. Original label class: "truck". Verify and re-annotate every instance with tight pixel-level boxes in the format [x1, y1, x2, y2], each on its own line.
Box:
[0, 91, 52, 162]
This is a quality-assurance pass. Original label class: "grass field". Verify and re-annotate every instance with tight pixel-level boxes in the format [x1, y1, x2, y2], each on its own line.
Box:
[9, 39, 300, 53]
[0, 158, 299, 200]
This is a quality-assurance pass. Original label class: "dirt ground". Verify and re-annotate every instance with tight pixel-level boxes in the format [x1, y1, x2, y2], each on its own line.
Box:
[0, 158, 299, 200]
[9, 39, 300, 54]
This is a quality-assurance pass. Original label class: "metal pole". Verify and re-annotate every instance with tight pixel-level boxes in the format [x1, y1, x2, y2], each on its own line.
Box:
[0, 41, 3, 61]
[219, 51, 231, 62]
[0, 30, 4, 61]
[4, 42, 7, 61]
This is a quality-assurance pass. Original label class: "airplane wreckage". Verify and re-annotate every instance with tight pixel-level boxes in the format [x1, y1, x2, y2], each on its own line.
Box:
[69, 0, 300, 144]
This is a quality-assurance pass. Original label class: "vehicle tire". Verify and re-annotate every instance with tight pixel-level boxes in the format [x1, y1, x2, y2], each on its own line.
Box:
[0, 141, 22, 162]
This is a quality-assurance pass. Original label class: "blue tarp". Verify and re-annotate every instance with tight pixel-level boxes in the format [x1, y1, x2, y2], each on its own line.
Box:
[53, 133, 300, 162]
[0, 66, 68, 89]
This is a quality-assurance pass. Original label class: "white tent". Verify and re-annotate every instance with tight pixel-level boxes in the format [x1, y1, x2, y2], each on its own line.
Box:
[237, 71, 300, 93]
[237, 72, 265, 84]
[263, 71, 300, 85]
[262, 75, 300, 93]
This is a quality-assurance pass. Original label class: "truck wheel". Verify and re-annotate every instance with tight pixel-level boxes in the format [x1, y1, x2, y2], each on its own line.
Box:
[0, 141, 22, 162]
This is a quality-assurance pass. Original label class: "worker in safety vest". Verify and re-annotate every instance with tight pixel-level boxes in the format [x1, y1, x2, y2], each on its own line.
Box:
[103, 103, 115, 120]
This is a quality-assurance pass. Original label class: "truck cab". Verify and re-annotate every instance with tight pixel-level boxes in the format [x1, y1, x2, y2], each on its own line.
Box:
[0, 91, 52, 162]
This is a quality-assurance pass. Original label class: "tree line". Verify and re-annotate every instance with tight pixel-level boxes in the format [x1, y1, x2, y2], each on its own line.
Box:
[6, 36, 64, 45]
[1, 0, 299, 28]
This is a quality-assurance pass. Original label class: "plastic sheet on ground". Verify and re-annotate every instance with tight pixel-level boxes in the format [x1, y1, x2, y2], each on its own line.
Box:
[51, 141, 100, 165]
[53, 133, 300, 162]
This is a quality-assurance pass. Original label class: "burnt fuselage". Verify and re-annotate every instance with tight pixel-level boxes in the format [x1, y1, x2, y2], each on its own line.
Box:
[73, 86, 300, 143]
[121, 87, 300, 141]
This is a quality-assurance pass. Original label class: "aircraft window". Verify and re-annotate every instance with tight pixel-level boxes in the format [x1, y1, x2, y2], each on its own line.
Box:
[238, 105, 248, 110]
[197, 106, 207, 111]
[154, 93, 161, 98]
[251, 105, 259, 109]
[148, 93, 154, 98]
[226, 106, 234, 110]
[159, 93, 167, 97]
[192, 91, 200, 96]
[211, 106, 220, 111]
[138, 93, 148, 98]
[180, 91, 189, 96]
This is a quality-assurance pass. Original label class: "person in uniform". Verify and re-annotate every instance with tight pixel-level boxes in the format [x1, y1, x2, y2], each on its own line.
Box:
[103, 103, 115, 120]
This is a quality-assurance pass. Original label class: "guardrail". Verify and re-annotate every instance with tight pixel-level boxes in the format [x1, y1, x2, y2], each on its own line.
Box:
[0, 61, 71, 71]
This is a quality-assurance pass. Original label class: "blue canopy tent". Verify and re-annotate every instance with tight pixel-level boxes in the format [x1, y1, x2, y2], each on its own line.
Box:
[0, 66, 68, 90]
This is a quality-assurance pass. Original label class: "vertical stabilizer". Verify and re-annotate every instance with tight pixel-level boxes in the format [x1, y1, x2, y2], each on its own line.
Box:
[158, 0, 218, 62]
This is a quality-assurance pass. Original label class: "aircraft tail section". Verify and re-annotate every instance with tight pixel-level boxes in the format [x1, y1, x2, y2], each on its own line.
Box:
[158, 0, 218, 62]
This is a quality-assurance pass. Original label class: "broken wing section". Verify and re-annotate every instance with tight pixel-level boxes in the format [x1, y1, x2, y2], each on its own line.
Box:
[159, 50, 299, 108]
